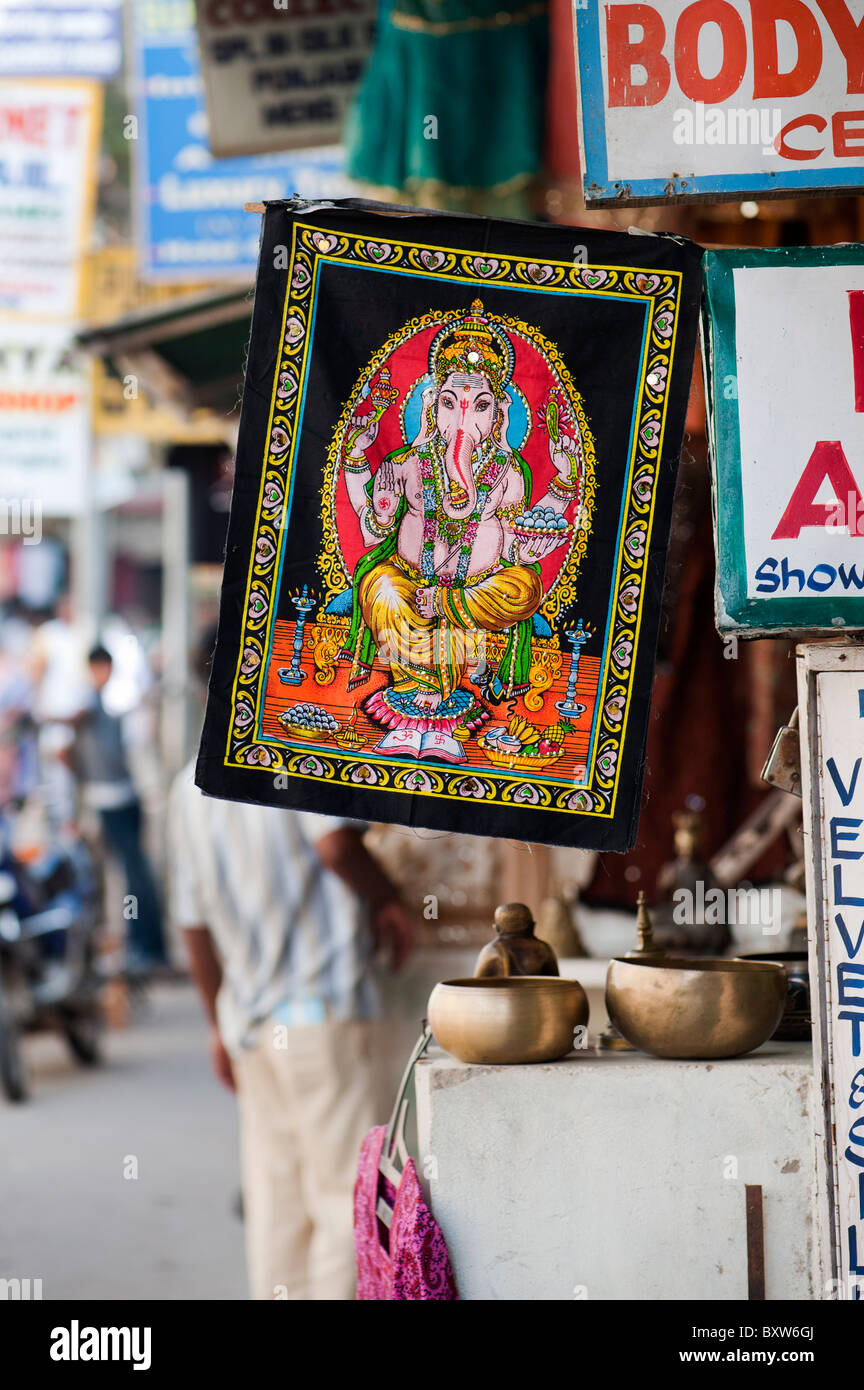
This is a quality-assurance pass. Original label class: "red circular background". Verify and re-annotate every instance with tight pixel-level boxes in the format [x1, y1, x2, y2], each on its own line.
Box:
[334, 318, 584, 594]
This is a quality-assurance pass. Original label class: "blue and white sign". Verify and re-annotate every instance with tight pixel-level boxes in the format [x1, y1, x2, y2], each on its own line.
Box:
[131, 1, 353, 281]
[573, 0, 864, 206]
[799, 649, 864, 1297]
[0, 1, 122, 80]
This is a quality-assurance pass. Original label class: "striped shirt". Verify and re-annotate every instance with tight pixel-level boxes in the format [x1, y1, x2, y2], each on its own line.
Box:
[168, 759, 379, 1055]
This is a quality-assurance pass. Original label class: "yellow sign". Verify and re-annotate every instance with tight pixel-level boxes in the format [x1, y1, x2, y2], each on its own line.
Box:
[82, 248, 233, 444]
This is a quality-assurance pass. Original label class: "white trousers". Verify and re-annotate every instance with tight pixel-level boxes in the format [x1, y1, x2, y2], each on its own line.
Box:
[234, 1017, 385, 1301]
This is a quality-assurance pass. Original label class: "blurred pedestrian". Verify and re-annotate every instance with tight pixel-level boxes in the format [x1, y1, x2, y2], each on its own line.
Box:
[168, 630, 414, 1301]
[72, 645, 166, 971]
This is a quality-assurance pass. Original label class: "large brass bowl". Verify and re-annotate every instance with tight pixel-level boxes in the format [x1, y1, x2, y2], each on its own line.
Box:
[605, 957, 786, 1060]
[428, 976, 589, 1065]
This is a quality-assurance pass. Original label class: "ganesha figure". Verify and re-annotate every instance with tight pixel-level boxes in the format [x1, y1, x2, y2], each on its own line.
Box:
[339, 301, 585, 758]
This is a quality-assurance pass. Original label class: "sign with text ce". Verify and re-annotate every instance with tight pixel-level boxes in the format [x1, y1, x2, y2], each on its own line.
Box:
[574, 0, 864, 205]
[703, 244, 864, 635]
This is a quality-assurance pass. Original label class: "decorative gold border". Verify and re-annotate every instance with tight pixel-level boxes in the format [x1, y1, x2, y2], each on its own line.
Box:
[225, 222, 683, 822]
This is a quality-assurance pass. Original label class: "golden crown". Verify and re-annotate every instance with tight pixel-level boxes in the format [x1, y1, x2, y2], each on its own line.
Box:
[428, 300, 515, 393]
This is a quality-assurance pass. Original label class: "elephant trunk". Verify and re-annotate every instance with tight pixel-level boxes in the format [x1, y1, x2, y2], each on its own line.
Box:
[442, 428, 477, 515]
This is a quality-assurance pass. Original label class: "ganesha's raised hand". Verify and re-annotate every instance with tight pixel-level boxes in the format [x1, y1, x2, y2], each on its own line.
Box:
[549, 430, 581, 483]
[369, 453, 401, 531]
[345, 410, 380, 459]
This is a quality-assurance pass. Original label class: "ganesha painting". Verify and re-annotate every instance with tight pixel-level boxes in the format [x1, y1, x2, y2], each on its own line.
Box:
[314, 299, 596, 765]
[206, 209, 699, 848]
[337, 301, 587, 746]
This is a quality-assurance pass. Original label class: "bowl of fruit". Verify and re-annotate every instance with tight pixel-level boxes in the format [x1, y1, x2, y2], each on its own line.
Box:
[477, 716, 565, 771]
[278, 702, 340, 740]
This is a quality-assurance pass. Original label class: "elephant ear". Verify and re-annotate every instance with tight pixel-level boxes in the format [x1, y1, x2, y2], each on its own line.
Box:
[411, 384, 437, 448]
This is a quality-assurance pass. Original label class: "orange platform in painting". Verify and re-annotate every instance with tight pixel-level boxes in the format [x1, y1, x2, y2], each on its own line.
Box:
[260, 618, 601, 780]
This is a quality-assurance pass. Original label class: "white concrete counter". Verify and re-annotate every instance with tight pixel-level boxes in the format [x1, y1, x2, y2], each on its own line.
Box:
[415, 1042, 822, 1301]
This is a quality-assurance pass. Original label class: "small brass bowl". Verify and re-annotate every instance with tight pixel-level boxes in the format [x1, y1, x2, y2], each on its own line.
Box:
[605, 957, 786, 1060]
[428, 976, 589, 1065]
[278, 720, 340, 740]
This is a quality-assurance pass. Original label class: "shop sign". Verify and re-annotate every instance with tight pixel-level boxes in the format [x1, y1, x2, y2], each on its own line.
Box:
[194, 0, 375, 157]
[798, 647, 864, 1298]
[574, 0, 864, 205]
[131, 0, 353, 281]
[0, 2, 122, 81]
[196, 201, 703, 850]
[0, 78, 102, 318]
[0, 324, 91, 517]
[703, 243, 864, 635]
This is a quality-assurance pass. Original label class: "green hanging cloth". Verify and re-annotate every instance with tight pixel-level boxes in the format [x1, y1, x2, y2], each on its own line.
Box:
[345, 0, 549, 219]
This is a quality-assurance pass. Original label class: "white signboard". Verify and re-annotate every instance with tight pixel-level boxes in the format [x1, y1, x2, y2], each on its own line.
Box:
[703, 244, 864, 634]
[194, 0, 375, 157]
[737, 263, 864, 599]
[0, 79, 101, 318]
[574, 0, 864, 204]
[0, 324, 91, 516]
[799, 647, 864, 1298]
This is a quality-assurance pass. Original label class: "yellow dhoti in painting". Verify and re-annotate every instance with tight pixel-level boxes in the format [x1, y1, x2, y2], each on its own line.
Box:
[358, 557, 543, 704]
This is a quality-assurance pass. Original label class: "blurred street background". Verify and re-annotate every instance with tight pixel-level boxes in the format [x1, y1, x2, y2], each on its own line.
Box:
[0, 0, 841, 1303]
[2, 984, 245, 1300]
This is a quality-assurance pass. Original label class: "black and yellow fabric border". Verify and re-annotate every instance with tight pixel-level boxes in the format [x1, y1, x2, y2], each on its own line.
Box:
[196, 199, 703, 850]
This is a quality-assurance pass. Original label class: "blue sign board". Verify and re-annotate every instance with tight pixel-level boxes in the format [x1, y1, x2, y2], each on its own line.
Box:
[131, 1, 352, 281]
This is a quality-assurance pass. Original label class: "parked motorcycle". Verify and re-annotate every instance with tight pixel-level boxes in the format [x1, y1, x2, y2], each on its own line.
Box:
[0, 827, 103, 1102]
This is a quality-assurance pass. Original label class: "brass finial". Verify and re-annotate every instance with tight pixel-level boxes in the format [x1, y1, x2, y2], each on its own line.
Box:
[627, 892, 665, 959]
[636, 891, 652, 952]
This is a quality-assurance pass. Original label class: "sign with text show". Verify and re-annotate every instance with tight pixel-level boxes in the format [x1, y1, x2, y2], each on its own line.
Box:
[703, 244, 864, 635]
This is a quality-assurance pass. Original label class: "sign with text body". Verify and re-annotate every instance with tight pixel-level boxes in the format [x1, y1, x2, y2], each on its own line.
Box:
[798, 647, 864, 1298]
[0, 78, 102, 318]
[131, 0, 354, 281]
[574, 0, 864, 205]
[703, 244, 864, 635]
[194, 0, 374, 157]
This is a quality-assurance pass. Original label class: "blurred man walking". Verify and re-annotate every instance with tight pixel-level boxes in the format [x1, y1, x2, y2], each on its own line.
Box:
[169, 636, 413, 1300]
[73, 645, 166, 971]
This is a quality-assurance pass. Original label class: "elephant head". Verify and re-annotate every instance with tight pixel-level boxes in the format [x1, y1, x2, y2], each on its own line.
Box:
[435, 371, 499, 516]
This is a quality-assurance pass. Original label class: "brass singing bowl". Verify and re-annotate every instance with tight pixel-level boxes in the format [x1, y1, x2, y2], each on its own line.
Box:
[605, 957, 786, 1060]
[428, 976, 589, 1065]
